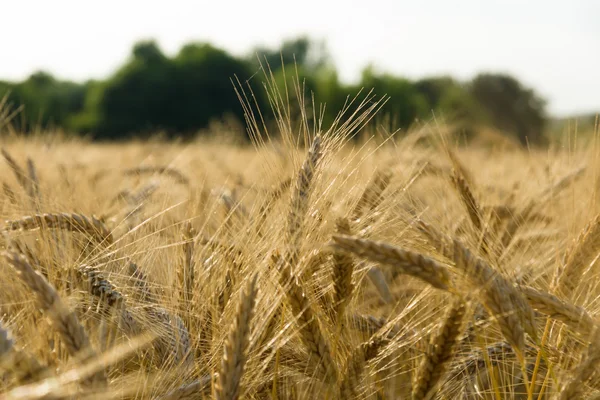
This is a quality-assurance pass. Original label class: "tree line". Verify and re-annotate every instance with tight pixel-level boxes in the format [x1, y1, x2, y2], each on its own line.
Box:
[0, 37, 547, 144]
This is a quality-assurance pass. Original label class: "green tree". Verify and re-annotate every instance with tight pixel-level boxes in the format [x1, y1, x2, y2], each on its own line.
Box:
[5, 72, 86, 131]
[169, 43, 256, 135]
[83, 40, 254, 139]
[356, 66, 429, 131]
[250, 36, 331, 73]
[469, 73, 547, 145]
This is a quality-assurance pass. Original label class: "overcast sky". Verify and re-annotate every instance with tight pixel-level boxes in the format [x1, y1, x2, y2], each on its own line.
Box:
[1, 0, 598, 116]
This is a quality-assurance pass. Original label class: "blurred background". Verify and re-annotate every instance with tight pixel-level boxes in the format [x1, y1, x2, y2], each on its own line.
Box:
[0, 0, 598, 145]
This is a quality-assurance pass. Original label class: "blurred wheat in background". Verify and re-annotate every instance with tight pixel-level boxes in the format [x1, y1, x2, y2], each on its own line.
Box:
[1, 68, 600, 400]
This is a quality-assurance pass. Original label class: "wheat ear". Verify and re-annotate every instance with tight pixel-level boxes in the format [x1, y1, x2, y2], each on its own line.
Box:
[3, 250, 105, 385]
[412, 298, 468, 400]
[451, 170, 482, 232]
[285, 134, 322, 268]
[417, 220, 537, 358]
[338, 337, 386, 398]
[5, 213, 113, 245]
[215, 274, 258, 400]
[274, 251, 339, 384]
[556, 213, 600, 297]
[1, 148, 31, 196]
[330, 234, 452, 291]
[179, 222, 196, 322]
[521, 286, 596, 335]
[123, 165, 190, 185]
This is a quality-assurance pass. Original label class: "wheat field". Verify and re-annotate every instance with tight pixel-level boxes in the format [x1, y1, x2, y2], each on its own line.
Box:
[1, 84, 600, 400]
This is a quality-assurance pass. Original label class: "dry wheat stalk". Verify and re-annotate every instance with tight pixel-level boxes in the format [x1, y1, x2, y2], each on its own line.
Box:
[338, 337, 387, 398]
[539, 165, 586, 203]
[274, 251, 339, 385]
[450, 239, 535, 358]
[2, 250, 105, 385]
[330, 234, 452, 291]
[215, 274, 259, 400]
[5, 213, 113, 245]
[446, 147, 474, 187]
[412, 298, 468, 400]
[1, 148, 31, 196]
[179, 222, 196, 311]
[500, 201, 535, 249]
[349, 314, 401, 339]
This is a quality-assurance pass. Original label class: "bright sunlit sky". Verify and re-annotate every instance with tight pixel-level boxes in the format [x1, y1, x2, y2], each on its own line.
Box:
[1, 0, 598, 117]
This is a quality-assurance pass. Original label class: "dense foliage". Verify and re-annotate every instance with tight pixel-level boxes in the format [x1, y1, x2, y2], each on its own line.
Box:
[0, 37, 547, 144]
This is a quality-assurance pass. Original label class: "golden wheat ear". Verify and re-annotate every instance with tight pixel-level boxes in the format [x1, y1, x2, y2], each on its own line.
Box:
[215, 274, 259, 400]
[3, 250, 106, 386]
[412, 298, 468, 400]
[273, 250, 339, 386]
[330, 234, 452, 291]
[285, 134, 322, 268]
[338, 337, 387, 398]
[5, 213, 113, 245]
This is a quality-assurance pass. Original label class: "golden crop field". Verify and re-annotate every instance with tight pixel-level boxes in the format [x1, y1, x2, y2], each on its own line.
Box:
[0, 89, 599, 400]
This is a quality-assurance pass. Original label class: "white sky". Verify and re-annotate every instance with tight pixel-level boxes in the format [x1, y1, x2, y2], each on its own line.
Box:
[1, 0, 598, 116]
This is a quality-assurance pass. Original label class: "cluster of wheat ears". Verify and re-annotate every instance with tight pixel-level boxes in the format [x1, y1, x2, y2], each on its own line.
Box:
[1, 82, 600, 399]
